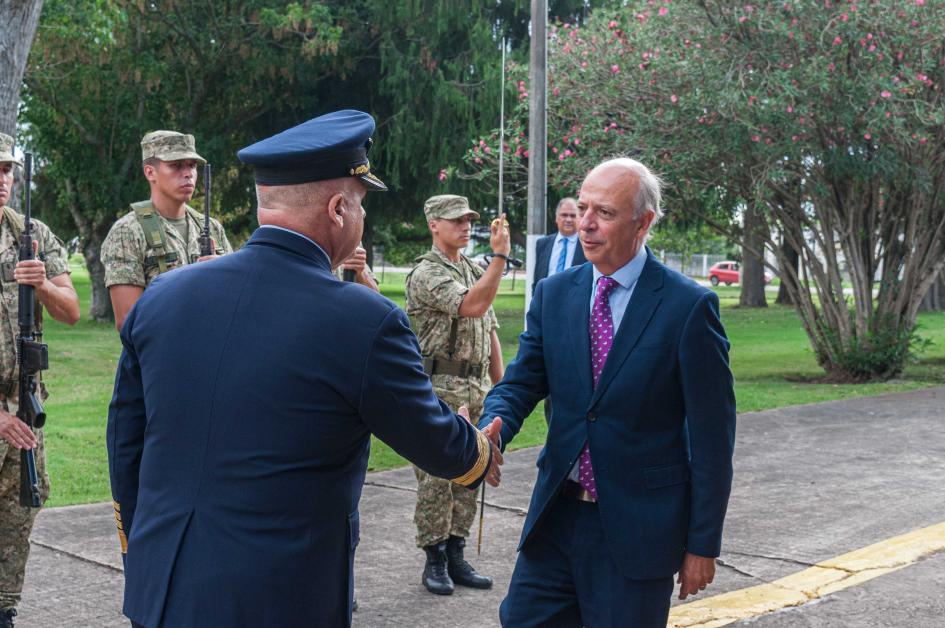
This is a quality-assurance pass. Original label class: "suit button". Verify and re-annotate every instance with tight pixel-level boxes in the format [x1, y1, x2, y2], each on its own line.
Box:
[587, 412, 597, 422]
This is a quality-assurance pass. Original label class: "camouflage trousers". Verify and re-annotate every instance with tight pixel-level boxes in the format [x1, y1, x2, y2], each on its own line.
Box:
[413, 399, 483, 548]
[0, 400, 49, 611]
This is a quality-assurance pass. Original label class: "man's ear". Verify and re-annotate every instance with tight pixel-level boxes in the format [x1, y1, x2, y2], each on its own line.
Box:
[327, 192, 345, 228]
[143, 164, 155, 182]
[428, 219, 438, 235]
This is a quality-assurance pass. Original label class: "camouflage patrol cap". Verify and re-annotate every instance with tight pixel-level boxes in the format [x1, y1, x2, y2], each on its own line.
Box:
[141, 131, 206, 164]
[424, 195, 480, 221]
[0, 133, 22, 167]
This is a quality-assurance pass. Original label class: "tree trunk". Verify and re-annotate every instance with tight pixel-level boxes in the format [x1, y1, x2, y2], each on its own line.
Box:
[739, 203, 768, 307]
[0, 0, 44, 136]
[776, 239, 799, 305]
[919, 272, 944, 312]
[82, 229, 113, 322]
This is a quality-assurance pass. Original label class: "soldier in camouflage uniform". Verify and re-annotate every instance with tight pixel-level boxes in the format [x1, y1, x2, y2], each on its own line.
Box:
[405, 194, 510, 596]
[101, 131, 233, 330]
[0, 133, 80, 628]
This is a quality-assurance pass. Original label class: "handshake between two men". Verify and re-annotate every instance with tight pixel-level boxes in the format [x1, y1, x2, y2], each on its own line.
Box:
[459, 405, 503, 488]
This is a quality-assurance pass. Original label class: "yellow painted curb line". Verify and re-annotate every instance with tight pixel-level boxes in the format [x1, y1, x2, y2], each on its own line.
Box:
[669, 521, 945, 627]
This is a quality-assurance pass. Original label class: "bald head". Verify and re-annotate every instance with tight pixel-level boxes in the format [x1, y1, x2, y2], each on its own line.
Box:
[585, 158, 663, 223]
[256, 177, 367, 267]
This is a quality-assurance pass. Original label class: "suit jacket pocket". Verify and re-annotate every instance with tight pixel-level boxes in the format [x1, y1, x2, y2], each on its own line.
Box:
[644, 463, 690, 489]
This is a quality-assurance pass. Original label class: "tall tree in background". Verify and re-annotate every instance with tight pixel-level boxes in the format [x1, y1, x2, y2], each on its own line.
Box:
[0, 0, 43, 135]
[23, 0, 345, 320]
[463, 1, 945, 381]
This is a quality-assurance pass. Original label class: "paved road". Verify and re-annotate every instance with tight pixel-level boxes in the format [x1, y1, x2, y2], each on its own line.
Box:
[17, 387, 945, 627]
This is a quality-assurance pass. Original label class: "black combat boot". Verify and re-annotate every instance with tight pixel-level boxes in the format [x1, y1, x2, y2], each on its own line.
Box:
[422, 542, 454, 595]
[446, 535, 493, 589]
[0, 607, 16, 628]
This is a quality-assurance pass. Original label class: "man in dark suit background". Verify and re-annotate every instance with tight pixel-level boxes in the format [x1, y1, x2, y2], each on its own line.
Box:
[107, 110, 503, 628]
[479, 158, 736, 627]
[532, 197, 587, 424]
[533, 197, 587, 292]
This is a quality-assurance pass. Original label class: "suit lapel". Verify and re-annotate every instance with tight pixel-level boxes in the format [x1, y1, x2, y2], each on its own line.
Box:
[590, 254, 664, 406]
[567, 264, 594, 396]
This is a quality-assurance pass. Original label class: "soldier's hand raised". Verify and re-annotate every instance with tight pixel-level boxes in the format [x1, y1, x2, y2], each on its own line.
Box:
[490, 213, 511, 257]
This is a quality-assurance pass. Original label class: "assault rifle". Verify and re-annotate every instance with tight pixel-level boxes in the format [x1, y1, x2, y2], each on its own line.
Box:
[18, 153, 48, 508]
[199, 163, 213, 257]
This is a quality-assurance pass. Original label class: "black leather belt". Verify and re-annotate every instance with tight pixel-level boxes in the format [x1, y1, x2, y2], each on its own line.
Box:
[422, 357, 484, 378]
[563, 480, 597, 503]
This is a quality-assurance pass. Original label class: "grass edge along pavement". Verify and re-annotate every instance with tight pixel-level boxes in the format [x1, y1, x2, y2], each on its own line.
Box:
[41, 261, 945, 506]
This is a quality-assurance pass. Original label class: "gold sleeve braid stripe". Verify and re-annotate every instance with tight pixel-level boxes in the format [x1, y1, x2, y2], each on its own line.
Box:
[113, 501, 128, 554]
[451, 429, 491, 487]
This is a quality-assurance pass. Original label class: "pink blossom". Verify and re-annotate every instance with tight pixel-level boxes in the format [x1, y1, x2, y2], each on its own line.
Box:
[523, 150, 530, 158]
[832, 37, 843, 46]
[751, 135, 760, 142]
[738, 16, 748, 23]
[553, 87, 560, 96]
[828, 62, 836, 71]
[479, 139, 486, 147]
[558, 154, 566, 161]
[438, 169, 447, 182]
[786, 105, 793, 113]
[864, 133, 872, 140]
[573, 138, 581, 145]
[551, 147, 558, 154]
[670, 94, 679, 103]
[658, 7, 668, 16]
[880, 90, 892, 98]
[608, 20, 618, 28]
[483, 146, 491, 154]
[564, 149, 573, 157]
[581, 61, 588, 68]
[919, 137, 928, 145]
[474, 157, 483, 164]
[916, 0, 925, 5]
[611, 64, 620, 74]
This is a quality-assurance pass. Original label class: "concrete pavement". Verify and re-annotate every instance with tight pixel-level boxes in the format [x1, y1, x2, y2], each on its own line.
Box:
[16, 387, 945, 627]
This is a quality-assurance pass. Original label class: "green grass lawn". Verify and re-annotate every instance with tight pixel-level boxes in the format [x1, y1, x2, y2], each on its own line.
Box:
[40, 266, 945, 506]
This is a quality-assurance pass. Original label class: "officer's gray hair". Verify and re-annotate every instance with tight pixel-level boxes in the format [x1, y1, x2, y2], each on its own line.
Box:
[600, 157, 664, 224]
[555, 197, 577, 214]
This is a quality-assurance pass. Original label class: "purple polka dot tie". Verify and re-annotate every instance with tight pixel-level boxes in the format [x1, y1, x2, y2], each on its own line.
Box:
[578, 276, 619, 500]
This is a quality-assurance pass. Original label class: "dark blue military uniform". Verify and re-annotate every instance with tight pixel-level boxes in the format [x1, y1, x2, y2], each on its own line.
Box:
[108, 111, 491, 628]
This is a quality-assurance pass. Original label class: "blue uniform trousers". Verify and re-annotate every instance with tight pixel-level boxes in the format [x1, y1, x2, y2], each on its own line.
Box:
[500, 491, 674, 628]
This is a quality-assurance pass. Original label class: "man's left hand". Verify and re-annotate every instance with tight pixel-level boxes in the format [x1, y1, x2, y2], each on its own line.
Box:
[677, 552, 715, 600]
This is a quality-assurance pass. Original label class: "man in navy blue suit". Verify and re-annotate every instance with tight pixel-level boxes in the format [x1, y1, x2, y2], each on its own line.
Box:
[479, 158, 736, 627]
[532, 197, 587, 293]
[107, 110, 503, 628]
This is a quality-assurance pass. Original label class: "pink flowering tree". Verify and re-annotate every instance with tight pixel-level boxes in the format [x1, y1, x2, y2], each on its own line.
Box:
[461, 0, 945, 381]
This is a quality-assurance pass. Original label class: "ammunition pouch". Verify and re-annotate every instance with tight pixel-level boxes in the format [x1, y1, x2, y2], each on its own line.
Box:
[422, 357, 484, 379]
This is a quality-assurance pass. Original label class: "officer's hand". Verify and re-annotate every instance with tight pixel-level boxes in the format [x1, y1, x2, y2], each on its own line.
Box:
[341, 247, 368, 273]
[677, 552, 716, 600]
[457, 405, 472, 424]
[490, 213, 511, 257]
[481, 417, 504, 487]
[14, 241, 47, 289]
[0, 409, 37, 450]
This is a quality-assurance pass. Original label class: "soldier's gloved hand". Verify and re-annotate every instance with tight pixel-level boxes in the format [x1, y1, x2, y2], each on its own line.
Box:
[490, 212, 511, 257]
[481, 417, 504, 487]
[0, 409, 37, 450]
[13, 240, 47, 289]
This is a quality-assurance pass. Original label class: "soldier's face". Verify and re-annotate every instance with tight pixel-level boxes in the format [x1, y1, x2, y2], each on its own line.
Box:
[145, 159, 199, 203]
[431, 216, 472, 251]
[0, 163, 12, 206]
